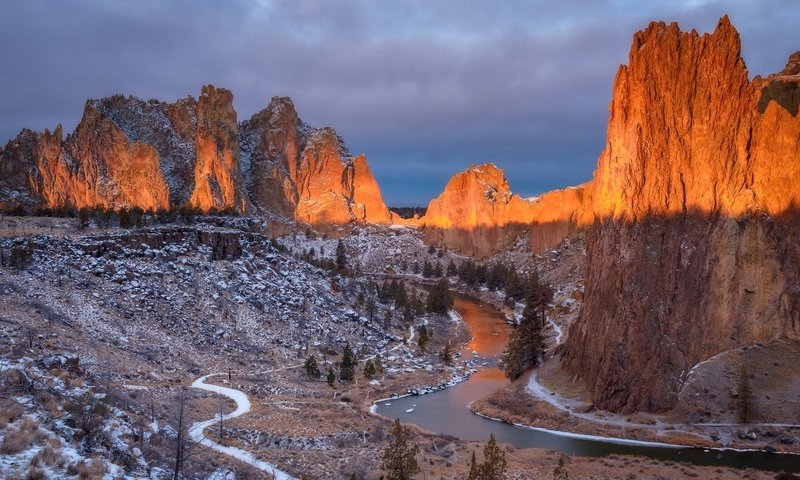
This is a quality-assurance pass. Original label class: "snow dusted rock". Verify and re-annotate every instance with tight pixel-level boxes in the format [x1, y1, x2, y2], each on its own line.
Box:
[0, 89, 393, 228]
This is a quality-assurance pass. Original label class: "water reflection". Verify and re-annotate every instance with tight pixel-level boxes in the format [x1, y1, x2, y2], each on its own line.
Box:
[376, 293, 800, 473]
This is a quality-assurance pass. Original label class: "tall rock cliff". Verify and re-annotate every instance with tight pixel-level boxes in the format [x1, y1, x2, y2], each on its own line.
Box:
[189, 86, 250, 213]
[563, 17, 800, 412]
[0, 88, 393, 227]
[421, 163, 592, 257]
[239, 96, 394, 227]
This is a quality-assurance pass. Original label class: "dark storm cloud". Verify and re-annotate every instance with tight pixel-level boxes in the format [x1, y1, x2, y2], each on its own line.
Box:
[1, 1, 798, 204]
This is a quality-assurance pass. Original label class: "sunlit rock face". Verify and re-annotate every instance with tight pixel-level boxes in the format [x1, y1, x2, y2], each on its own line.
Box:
[421, 163, 592, 257]
[239, 96, 394, 227]
[189, 86, 250, 213]
[527, 183, 594, 253]
[564, 17, 800, 413]
[0, 88, 393, 226]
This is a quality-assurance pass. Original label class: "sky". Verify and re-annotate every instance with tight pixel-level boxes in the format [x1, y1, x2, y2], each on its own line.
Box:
[1, 1, 798, 205]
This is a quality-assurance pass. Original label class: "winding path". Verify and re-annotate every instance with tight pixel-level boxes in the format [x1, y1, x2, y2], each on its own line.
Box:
[189, 374, 296, 480]
[189, 328, 416, 476]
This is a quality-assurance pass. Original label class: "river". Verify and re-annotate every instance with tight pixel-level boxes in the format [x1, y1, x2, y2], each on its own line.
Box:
[375, 293, 800, 472]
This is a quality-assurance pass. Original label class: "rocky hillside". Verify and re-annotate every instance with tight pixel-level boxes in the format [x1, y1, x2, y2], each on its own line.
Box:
[420, 163, 591, 257]
[563, 17, 800, 413]
[0, 87, 394, 228]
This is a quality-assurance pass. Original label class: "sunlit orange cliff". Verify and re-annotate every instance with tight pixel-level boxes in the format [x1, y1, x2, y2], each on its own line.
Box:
[0, 87, 394, 228]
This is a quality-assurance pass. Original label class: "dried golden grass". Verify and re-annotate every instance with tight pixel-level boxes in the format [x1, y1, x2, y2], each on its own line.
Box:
[67, 458, 107, 480]
[0, 398, 25, 428]
[30, 441, 63, 468]
[0, 417, 44, 454]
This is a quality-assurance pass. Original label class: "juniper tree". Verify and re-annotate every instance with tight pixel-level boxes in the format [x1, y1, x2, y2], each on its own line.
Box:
[446, 260, 458, 277]
[422, 260, 433, 278]
[440, 342, 453, 365]
[553, 455, 569, 480]
[479, 434, 507, 479]
[304, 355, 321, 379]
[373, 353, 384, 373]
[426, 277, 453, 314]
[381, 419, 420, 480]
[500, 300, 546, 380]
[364, 360, 376, 378]
[417, 325, 429, 353]
[339, 343, 356, 382]
[327, 367, 335, 387]
[336, 239, 347, 273]
[737, 366, 754, 423]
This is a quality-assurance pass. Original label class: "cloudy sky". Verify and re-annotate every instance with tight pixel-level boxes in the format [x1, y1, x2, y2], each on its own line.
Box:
[1, 1, 798, 205]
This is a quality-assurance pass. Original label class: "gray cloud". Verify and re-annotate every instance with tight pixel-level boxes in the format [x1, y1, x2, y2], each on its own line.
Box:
[1, 0, 797, 204]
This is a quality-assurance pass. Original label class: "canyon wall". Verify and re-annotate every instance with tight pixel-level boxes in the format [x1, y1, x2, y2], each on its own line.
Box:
[0, 88, 393, 228]
[421, 163, 592, 257]
[563, 17, 800, 412]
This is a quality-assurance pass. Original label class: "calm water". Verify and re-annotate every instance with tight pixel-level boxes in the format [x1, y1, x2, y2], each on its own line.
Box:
[376, 293, 800, 472]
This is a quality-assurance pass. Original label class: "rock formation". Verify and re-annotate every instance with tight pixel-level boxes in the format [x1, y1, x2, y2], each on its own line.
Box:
[563, 17, 800, 412]
[239, 96, 394, 227]
[421, 163, 592, 257]
[189, 86, 249, 213]
[0, 88, 394, 227]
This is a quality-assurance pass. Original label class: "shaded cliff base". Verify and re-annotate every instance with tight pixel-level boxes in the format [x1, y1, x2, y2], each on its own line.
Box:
[564, 207, 800, 414]
[472, 341, 800, 455]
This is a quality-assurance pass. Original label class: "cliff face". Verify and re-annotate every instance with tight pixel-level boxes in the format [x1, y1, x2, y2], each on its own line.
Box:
[0, 88, 393, 227]
[564, 17, 800, 413]
[421, 164, 592, 257]
[239, 96, 394, 227]
[189, 86, 250, 213]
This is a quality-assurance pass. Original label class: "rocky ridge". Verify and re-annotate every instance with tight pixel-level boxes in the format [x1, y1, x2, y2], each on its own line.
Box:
[420, 163, 591, 257]
[0, 87, 393, 228]
[563, 17, 800, 413]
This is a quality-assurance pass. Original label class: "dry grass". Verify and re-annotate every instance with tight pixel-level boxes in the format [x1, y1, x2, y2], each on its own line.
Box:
[0, 417, 44, 454]
[0, 398, 25, 427]
[25, 467, 46, 480]
[67, 458, 108, 480]
[31, 438, 64, 468]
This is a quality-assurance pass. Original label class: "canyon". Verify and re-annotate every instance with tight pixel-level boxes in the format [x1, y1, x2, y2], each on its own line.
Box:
[0, 13, 797, 425]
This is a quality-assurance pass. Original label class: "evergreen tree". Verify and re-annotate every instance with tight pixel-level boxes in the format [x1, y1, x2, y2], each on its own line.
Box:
[500, 301, 546, 380]
[440, 342, 453, 365]
[479, 434, 507, 479]
[505, 267, 525, 302]
[417, 325, 429, 353]
[737, 366, 754, 423]
[428, 244, 436, 254]
[304, 355, 321, 378]
[426, 277, 453, 314]
[373, 353, 384, 373]
[422, 260, 433, 278]
[394, 281, 408, 309]
[553, 456, 569, 480]
[381, 419, 420, 480]
[327, 367, 335, 387]
[413, 262, 420, 275]
[468, 451, 480, 480]
[339, 343, 356, 381]
[433, 260, 443, 278]
[364, 360, 376, 378]
[336, 239, 348, 273]
[446, 260, 458, 277]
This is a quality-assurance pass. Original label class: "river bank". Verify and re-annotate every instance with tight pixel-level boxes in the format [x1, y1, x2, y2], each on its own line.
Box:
[374, 292, 800, 475]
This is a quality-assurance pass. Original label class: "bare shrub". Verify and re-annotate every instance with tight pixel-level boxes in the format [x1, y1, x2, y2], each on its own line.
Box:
[66, 391, 108, 443]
